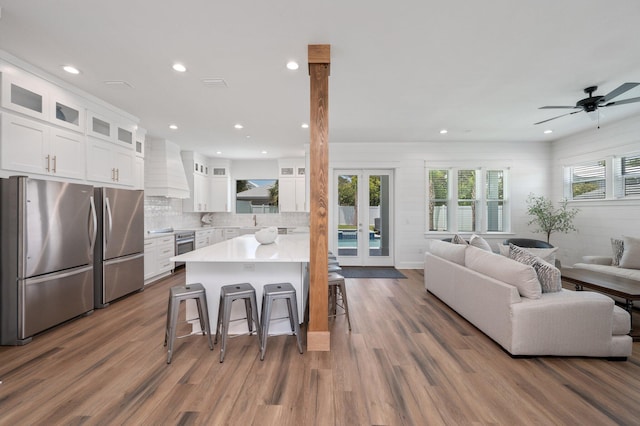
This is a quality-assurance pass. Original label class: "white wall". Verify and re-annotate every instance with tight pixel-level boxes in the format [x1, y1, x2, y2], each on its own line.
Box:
[330, 140, 552, 268]
[550, 115, 640, 266]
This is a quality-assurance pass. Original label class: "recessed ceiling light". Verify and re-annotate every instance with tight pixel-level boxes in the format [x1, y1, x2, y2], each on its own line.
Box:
[169, 124, 178, 130]
[63, 65, 80, 74]
[234, 124, 243, 129]
[246, 135, 251, 139]
[439, 129, 448, 134]
[172, 63, 187, 72]
[286, 61, 299, 70]
[301, 123, 309, 129]
[261, 150, 268, 154]
[216, 151, 222, 155]
[544, 129, 553, 134]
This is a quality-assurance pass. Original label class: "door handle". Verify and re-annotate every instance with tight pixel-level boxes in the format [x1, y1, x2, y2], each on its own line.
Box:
[105, 196, 113, 246]
[89, 195, 98, 254]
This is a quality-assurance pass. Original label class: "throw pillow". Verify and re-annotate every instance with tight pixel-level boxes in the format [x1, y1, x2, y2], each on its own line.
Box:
[508, 244, 562, 293]
[469, 234, 492, 252]
[429, 239, 467, 265]
[451, 234, 468, 245]
[497, 244, 557, 264]
[611, 238, 624, 266]
[465, 245, 542, 299]
[619, 236, 640, 269]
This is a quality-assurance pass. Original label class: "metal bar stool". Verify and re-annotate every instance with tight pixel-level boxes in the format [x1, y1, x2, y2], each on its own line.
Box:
[328, 272, 352, 331]
[260, 283, 303, 360]
[215, 283, 261, 363]
[164, 283, 213, 364]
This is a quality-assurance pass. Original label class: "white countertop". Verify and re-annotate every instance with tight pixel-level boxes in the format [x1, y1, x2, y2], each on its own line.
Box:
[171, 233, 310, 263]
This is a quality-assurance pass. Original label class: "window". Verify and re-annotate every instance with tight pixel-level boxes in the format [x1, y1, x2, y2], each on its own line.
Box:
[235, 179, 279, 213]
[427, 167, 509, 233]
[486, 170, 505, 232]
[566, 160, 606, 200]
[620, 154, 640, 197]
[428, 170, 448, 231]
[457, 169, 477, 232]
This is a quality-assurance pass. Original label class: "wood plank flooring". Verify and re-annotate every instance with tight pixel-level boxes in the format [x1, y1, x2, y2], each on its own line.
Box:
[1, 268, 639, 425]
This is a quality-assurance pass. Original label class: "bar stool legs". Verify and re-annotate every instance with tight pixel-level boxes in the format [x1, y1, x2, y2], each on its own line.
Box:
[328, 272, 352, 331]
[164, 283, 213, 364]
[260, 283, 303, 360]
[215, 283, 261, 363]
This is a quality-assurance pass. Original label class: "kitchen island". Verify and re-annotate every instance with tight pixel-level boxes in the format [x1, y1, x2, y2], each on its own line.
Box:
[171, 233, 309, 335]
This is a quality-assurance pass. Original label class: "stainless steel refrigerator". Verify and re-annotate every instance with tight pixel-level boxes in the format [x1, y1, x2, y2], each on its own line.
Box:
[93, 187, 144, 308]
[0, 177, 96, 345]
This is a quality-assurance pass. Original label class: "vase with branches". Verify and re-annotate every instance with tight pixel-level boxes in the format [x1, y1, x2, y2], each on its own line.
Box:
[525, 194, 580, 244]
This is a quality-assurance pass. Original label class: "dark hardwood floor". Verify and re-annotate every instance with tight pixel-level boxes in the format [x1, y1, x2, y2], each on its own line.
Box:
[1, 269, 639, 425]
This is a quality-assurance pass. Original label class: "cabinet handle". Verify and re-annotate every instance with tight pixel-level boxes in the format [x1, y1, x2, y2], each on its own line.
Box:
[117, 168, 120, 181]
[52, 156, 57, 173]
[111, 168, 116, 181]
[45, 155, 51, 172]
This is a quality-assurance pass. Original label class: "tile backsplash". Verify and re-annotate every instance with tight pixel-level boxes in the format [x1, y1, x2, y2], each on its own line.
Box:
[144, 196, 309, 232]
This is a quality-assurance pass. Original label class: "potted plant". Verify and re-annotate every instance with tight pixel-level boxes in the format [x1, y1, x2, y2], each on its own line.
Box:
[526, 194, 580, 244]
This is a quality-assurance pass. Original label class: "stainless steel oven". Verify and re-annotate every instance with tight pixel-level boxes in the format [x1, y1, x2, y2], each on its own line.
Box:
[174, 231, 195, 267]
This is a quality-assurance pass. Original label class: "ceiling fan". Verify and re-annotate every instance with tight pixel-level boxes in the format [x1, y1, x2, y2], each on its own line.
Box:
[534, 83, 640, 125]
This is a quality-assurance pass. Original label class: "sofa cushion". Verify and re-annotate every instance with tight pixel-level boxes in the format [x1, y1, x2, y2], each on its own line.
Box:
[465, 245, 542, 299]
[469, 234, 492, 252]
[612, 305, 631, 335]
[619, 236, 640, 270]
[611, 238, 624, 266]
[509, 244, 562, 293]
[429, 239, 466, 265]
[573, 263, 640, 281]
[498, 244, 558, 265]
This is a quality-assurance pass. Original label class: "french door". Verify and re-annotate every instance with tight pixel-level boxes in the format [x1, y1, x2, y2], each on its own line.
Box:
[333, 169, 394, 266]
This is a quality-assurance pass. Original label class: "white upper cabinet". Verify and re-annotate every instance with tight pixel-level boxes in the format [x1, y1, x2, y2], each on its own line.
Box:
[182, 151, 211, 212]
[1, 72, 49, 121]
[278, 158, 307, 212]
[209, 159, 231, 212]
[86, 137, 135, 186]
[0, 57, 140, 187]
[1, 112, 85, 179]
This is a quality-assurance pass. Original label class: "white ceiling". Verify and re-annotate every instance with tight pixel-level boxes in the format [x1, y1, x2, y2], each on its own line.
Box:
[1, 0, 640, 159]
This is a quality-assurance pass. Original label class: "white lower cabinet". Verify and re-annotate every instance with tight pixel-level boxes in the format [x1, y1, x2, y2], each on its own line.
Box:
[86, 137, 135, 186]
[195, 229, 212, 249]
[0, 112, 85, 179]
[144, 236, 175, 283]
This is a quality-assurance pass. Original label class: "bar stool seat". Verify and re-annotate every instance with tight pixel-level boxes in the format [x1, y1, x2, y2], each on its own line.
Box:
[215, 283, 261, 363]
[164, 283, 213, 364]
[260, 283, 303, 360]
[328, 272, 352, 331]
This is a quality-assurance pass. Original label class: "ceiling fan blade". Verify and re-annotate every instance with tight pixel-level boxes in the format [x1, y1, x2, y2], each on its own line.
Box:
[603, 96, 640, 107]
[534, 110, 582, 125]
[539, 106, 580, 109]
[601, 82, 640, 103]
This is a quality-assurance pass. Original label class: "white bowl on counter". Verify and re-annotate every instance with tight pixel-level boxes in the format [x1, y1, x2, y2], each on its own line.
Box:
[255, 226, 278, 244]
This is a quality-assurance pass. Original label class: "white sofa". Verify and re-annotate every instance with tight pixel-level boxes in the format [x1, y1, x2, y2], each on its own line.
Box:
[424, 241, 632, 358]
[574, 256, 640, 282]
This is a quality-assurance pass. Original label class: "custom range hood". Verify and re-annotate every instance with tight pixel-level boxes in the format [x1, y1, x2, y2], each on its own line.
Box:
[144, 138, 190, 198]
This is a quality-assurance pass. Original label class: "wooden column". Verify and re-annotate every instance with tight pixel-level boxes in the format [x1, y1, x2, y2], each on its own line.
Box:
[307, 44, 331, 351]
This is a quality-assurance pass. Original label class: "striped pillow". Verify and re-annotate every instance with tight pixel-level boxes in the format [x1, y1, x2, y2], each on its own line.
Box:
[509, 244, 562, 293]
[611, 238, 624, 266]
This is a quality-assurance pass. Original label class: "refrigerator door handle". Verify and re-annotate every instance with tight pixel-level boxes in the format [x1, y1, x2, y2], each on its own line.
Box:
[105, 196, 113, 246]
[89, 195, 98, 253]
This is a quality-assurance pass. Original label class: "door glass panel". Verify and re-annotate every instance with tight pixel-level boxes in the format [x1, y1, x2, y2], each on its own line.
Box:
[337, 174, 358, 257]
[92, 117, 110, 137]
[369, 174, 390, 257]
